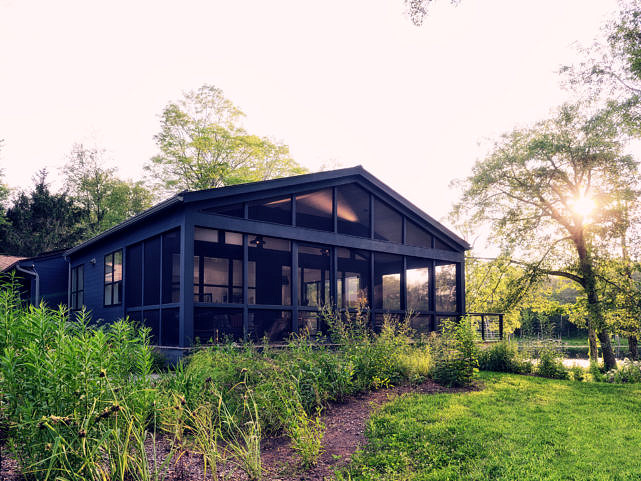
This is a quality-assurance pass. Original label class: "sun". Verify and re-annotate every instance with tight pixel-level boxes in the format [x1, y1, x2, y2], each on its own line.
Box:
[569, 192, 596, 221]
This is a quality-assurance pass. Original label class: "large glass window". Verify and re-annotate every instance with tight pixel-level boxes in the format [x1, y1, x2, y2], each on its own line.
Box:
[248, 196, 291, 225]
[70, 265, 84, 310]
[336, 184, 370, 237]
[162, 229, 181, 303]
[406, 257, 430, 312]
[298, 312, 323, 336]
[144, 236, 161, 305]
[406, 220, 432, 249]
[411, 314, 433, 334]
[194, 307, 243, 343]
[298, 244, 331, 307]
[373, 253, 402, 310]
[141, 309, 160, 345]
[248, 310, 292, 342]
[248, 235, 291, 305]
[435, 262, 457, 312]
[296, 188, 333, 231]
[374, 198, 402, 243]
[336, 248, 370, 308]
[104, 250, 122, 306]
[194, 227, 243, 304]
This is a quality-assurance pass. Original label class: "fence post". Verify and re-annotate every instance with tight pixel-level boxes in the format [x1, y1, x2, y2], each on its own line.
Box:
[481, 315, 485, 341]
[499, 314, 503, 340]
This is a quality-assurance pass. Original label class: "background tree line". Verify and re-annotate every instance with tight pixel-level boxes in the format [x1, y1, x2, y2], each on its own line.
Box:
[0, 85, 307, 257]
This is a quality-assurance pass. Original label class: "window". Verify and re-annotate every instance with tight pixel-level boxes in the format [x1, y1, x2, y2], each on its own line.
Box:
[194, 227, 243, 304]
[336, 184, 370, 237]
[104, 250, 123, 306]
[435, 262, 457, 312]
[336, 248, 370, 308]
[406, 257, 430, 311]
[248, 235, 291, 305]
[296, 188, 333, 231]
[411, 314, 433, 334]
[406, 220, 432, 249]
[298, 244, 331, 307]
[161, 308, 180, 346]
[374, 198, 402, 243]
[373, 253, 402, 310]
[298, 312, 323, 336]
[70, 264, 84, 310]
[248, 195, 292, 225]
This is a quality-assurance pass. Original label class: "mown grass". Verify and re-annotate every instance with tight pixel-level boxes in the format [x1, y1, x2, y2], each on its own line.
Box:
[338, 372, 641, 481]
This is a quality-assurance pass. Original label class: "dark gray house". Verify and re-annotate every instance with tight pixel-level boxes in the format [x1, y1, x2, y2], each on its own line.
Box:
[4, 166, 470, 348]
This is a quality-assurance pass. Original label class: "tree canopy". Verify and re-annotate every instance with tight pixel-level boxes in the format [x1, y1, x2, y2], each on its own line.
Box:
[145, 85, 307, 194]
[63, 144, 153, 238]
[0, 170, 88, 257]
[453, 103, 640, 369]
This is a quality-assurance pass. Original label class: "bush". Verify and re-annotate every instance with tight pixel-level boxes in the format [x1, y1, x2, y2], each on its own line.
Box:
[606, 358, 641, 383]
[569, 365, 585, 382]
[535, 346, 569, 380]
[429, 318, 478, 387]
[478, 341, 531, 374]
[0, 280, 157, 480]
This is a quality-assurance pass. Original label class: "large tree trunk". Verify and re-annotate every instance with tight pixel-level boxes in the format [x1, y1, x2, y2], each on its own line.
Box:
[576, 238, 618, 371]
[629, 335, 638, 360]
[588, 327, 599, 363]
[597, 331, 617, 371]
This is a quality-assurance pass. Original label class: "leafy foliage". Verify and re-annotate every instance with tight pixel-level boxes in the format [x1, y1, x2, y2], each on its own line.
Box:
[62, 144, 154, 238]
[478, 341, 531, 374]
[145, 85, 307, 193]
[429, 318, 478, 387]
[0, 170, 88, 256]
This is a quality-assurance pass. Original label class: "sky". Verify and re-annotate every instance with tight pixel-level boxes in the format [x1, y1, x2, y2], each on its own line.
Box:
[0, 0, 620, 238]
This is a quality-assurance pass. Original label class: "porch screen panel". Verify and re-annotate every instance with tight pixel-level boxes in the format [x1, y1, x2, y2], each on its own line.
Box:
[194, 307, 243, 342]
[248, 236, 291, 305]
[162, 229, 181, 304]
[248, 196, 291, 225]
[298, 244, 331, 307]
[435, 262, 457, 312]
[405, 220, 432, 249]
[141, 309, 160, 345]
[336, 184, 370, 237]
[406, 257, 430, 312]
[373, 253, 402, 310]
[194, 227, 243, 304]
[161, 308, 180, 346]
[296, 188, 333, 231]
[248, 310, 292, 342]
[125, 243, 142, 307]
[144, 236, 161, 305]
[336, 248, 370, 308]
[374, 198, 402, 243]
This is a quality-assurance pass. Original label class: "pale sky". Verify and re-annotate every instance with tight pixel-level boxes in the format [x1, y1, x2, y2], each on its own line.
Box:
[0, 0, 620, 233]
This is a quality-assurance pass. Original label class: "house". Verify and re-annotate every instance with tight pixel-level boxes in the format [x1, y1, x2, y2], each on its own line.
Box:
[4, 166, 470, 352]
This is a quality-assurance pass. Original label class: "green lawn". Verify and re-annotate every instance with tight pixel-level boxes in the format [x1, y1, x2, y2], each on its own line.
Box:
[338, 373, 641, 481]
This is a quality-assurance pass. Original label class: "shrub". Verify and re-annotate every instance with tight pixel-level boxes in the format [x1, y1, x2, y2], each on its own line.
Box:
[589, 361, 606, 382]
[0, 280, 158, 481]
[535, 346, 569, 380]
[606, 358, 641, 383]
[478, 341, 531, 374]
[429, 318, 478, 387]
[569, 365, 585, 382]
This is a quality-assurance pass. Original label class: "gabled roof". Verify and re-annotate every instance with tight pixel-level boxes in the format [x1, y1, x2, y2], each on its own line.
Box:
[66, 165, 470, 255]
[1, 249, 68, 273]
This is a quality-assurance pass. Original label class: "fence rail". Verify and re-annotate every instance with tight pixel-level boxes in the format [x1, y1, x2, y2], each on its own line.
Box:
[465, 312, 504, 341]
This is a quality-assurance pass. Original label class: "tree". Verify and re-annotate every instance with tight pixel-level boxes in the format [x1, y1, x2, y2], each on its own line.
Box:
[0, 140, 9, 228]
[145, 85, 307, 194]
[0, 170, 88, 256]
[404, 0, 460, 26]
[452, 103, 640, 370]
[63, 144, 154, 237]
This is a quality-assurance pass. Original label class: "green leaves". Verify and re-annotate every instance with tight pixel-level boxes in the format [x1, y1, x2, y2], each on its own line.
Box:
[145, 84, 307, 193]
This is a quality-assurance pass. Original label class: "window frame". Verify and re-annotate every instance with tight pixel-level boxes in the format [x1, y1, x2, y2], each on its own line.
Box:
[104, 249, 123, 307]
[70, 264, 84, 311]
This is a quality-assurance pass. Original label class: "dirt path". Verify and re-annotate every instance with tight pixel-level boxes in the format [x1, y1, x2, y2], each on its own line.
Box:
[0, 380, 467, 481]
